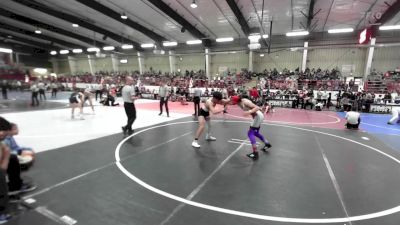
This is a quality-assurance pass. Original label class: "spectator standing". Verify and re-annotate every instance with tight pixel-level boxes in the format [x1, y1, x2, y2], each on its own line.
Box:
[37, 81, 46, 100]
[51, 82, 58, 98]
[1, 81, 7, 100]
[30, 82, 39, 106]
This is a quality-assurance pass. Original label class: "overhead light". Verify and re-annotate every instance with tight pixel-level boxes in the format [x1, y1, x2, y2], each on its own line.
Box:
[379, 25, 400, 30]
[72, 49, 83, 53]
[103, 46, 115, 51]
[216, 37, 234, 42]
[35, 29, 42, 34]
[186, 39, 202, 45]
[260, 54, 265, 57]
[122, 44, 134, 49]
[33, 68, 47, 74]
[72, 23, 79, 28]
[328, 28, 354, 34]
[163, 41, 178, 47]
[190, 0, 197, 8]
[286, 31, 309, 37]
[0, 48, 12, 53]
[59, 50, 69, 54]
[120, 59, 128, 64]
[248, 35, 261, 41]
[87, 47, 100, 52]
[140, 43, 154, 48]
[7, 35, 12, 38]
[121, 13, 128, 20]
[50, 50, 57, 55]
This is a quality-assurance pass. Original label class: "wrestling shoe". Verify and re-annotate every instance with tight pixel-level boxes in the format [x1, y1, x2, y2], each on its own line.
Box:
[261, 143, 272, 152]
[246, 152, 259, 160]
[121, 126, 127, 135]
[192, 141, 201, 148]
[205, 135, 216, 141]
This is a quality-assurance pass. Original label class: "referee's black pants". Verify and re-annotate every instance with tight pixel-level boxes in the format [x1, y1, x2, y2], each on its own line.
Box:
[159, 97, 169, 116]
[193, 96, 200, 116]
[124, 102, 136, 131]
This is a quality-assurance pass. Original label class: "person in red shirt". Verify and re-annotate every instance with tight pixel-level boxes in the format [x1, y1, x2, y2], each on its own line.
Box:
[249, 87, 259, 101]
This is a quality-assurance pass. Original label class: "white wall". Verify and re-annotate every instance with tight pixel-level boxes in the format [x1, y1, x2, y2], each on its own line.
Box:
[50, 45, 400, 76]
[210, 52, 248, 76]
[254, 49, 302, 72]
[307, 48, 367, 76]
[371, 46, 400, 72]
[175, 55, 204, 73]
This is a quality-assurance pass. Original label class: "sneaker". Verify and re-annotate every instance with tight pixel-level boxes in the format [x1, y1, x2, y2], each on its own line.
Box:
[205, 135, 216, 141]
[387, 122, 393, 125]
[18, 155, 33, 165]
[0, 213, 11, 223]
[121, 126, 127, 135]
[19, 183, 37, 194]
[246, 152, 259, 160]
[261, 143, 272, 152]
[192, 141, 201, 148]
[223, 110, 227, 114]
[8, 194, 21, 203]
[158, 113, 162, 116]
[127, 130, 134, 135]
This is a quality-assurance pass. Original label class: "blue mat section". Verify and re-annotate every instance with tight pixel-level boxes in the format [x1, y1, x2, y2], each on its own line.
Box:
[337, 112, 400, 151]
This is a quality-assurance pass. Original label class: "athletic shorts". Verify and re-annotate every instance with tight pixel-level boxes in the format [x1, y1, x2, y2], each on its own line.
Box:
[69, 96, 80, 104]
[199, 108, 210, 118]
[251, 111, 264, 127]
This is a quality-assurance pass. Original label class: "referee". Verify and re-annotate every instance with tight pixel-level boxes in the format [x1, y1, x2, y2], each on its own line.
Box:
[193, 85, 202, 116]
[121, 77, 137, 135]
[158, 81, 169, 117]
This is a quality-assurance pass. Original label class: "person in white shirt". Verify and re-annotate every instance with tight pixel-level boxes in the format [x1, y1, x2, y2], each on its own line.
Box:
[37, 81, 46, 100]
[158, 81, 170, 117]
[387, 107, 400, 125]
[345, 109, 361, 129]
[30, 82, 39, 106]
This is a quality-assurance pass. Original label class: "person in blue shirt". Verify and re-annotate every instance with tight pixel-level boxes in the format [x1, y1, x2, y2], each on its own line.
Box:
[3, 123, 34, 166]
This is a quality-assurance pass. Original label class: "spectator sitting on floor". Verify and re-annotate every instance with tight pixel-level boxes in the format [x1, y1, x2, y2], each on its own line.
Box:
[345, 108, 361, 129]
[3, 123, 35, 167]
[315, 102, 323, 111]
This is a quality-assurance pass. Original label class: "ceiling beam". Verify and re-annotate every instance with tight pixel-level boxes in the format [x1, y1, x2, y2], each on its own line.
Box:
[226, 0, 250, 36]
[307, 0, 315, 29]
[0, 22, 85, 49]
[375, 0, 400, 25]
[0, 8, 107, 47]
[0, 33, 59, 51]
[0, 41, 44, 54]
[75, 0, 166, 45]
[12, 0, 141, 50]
[146, 0, 211, 46]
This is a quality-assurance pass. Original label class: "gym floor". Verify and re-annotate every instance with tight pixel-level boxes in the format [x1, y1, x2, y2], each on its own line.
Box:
[1, 92, 399, 225]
